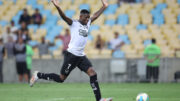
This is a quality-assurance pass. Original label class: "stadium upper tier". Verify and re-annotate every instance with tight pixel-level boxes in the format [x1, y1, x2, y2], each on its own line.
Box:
[0, 0, 180, 58]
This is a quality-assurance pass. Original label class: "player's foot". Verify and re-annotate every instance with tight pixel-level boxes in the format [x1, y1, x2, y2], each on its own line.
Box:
[30, 71, 39, 87]
[100, 98, 112, 101]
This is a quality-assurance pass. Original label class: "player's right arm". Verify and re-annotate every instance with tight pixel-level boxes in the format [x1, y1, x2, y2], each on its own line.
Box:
[51, 0, 72, 25]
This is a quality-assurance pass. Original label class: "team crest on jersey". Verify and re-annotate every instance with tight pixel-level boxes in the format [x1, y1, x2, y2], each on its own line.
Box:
[79, 29, 88, 37]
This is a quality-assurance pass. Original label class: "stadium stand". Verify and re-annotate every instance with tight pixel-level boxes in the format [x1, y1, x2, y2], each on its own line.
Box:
[0, 0, 180, 58]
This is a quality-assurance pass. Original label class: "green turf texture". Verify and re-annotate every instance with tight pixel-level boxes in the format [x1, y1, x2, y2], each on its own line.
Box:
[0, 83, 180, 101]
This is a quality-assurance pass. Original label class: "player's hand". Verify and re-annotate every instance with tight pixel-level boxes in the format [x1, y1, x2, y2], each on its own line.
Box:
[101, 0, 109, 8]
[51, 0, 59, 7]
[148, 59, 154, 63]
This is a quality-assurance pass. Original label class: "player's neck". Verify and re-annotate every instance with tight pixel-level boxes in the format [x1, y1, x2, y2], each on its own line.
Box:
[78, 20, 86, 25]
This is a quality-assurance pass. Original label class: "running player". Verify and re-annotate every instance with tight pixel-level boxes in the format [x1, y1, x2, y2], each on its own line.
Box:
[30, 0, 112, 101]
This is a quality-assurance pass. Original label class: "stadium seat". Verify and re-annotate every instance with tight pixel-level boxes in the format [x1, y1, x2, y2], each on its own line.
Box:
[135, 0, 142, 3]
[28, 40, 38, 47]
[41, 9, 51, 17]
[172, 24, 180, 33]
[92, 15, 105, 25]
[79, 4, 90, 11]
[152, 0, 165, 5]
[144, 40, 152, 46]
[136, 24, 147, 30]
[144, 3, 154, 12]
[112, 50, 125, 58]
[68, 5, 79, 12]
[89, 25, 100, 32]
[105, 19, 116, 26]
[117, 14, 129, 26]
[65, 10, 75, 18]
[73, 0, 84, 5]
[32, 4, 44, 11]
[153, 14, 165, 26]
[178, 0, 180, 4]
[103, 4, 118, 15]
[106, 14, 117, 20]
[55, 39, 62, 48]
[57, 20, 69, 29]
[53, 50, 62, 59]
[121, 36, 130, 44]
[90, 30, 101, 38]
[27, 0, 37, 5]
[178, 14, 180, 23]
[112, 25, 125, 34]
[28, 24, 38, 32]
[48, 25, 63, 38]
[41, 54, 52, 59]
[37, 0, 48, 6]
[0, 20, 8, 27]
[36, 28, 47, 37]
[0, 1, 2, 5]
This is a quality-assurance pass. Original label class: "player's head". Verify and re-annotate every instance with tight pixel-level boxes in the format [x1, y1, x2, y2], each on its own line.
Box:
[79, 9, 90, 25]
[23, 8, 28, 15]
[11, 20, 15, 26]
[41, 37, 45, 43]
[114, 32, 119, 38]
[21, 21, 27, 28]
[35, 8, 39, 14]
[152, 38, 156, 44]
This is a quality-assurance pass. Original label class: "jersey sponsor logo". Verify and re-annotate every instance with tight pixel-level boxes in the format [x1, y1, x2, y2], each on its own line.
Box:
[79, 29, 88, 37]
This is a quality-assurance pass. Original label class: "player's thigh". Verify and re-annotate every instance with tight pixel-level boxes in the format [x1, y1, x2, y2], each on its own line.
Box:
[60, 51, 80, 76]
[77, 56, 93, 73]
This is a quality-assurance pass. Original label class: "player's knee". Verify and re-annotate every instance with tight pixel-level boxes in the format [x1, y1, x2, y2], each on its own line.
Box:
[87, 68, 97, 76]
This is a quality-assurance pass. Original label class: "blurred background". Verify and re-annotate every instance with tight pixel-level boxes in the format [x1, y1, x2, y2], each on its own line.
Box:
[0, 0, 180, 83]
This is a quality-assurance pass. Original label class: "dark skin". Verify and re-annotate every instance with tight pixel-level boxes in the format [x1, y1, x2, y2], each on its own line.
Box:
[51, 0, 108, 81]
[51, 0, 108, 25]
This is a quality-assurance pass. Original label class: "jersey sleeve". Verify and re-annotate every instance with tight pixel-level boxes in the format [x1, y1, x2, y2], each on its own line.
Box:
[70, 19, 77, 27]
[144, 46, 149, 55]
[87, 19, 92, 26]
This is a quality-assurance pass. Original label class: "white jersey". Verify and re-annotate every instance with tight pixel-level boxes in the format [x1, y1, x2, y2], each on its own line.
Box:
[67, 19, 91, 56]
[110, 38, 123, 50]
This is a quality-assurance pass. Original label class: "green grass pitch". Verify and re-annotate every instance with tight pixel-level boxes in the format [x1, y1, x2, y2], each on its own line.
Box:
[0, 83, 180, 101]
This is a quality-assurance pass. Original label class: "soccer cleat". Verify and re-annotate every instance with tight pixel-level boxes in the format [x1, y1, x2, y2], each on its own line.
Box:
[100, 98, 113, 101]
[30, 71, 39, 87]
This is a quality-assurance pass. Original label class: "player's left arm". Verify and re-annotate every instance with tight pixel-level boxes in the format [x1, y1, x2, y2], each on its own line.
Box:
[90, 0, 108, 22]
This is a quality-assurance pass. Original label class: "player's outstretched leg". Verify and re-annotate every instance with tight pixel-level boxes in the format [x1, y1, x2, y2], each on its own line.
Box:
[87, 68, 112, 101]
[30, 71, 65, 87]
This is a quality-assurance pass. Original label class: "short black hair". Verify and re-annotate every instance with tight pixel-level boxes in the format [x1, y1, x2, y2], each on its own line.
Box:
[152, 38, 156, 44]
[23, 8, 27, 11]
[80, 9, 90, 14]
[35, 8, 39, 11]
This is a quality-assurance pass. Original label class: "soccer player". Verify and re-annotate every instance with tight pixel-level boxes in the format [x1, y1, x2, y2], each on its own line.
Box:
[30, 0, 112, 101]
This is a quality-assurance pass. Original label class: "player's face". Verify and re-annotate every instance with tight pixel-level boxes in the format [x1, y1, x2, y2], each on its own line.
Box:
[80, 14, 90, 25]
